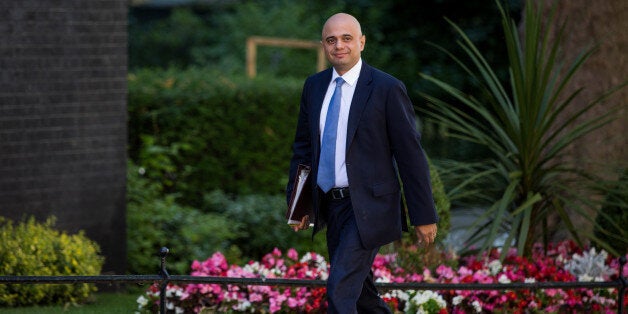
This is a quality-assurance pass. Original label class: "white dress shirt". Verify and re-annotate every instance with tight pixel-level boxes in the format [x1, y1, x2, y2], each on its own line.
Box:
[319, 58, 362, 188]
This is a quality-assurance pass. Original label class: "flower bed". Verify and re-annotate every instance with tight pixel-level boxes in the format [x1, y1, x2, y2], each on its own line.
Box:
[136, 241, 627, 313]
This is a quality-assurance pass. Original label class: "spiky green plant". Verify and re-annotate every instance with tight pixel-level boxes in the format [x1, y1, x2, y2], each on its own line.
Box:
[420, 0, 626, 257]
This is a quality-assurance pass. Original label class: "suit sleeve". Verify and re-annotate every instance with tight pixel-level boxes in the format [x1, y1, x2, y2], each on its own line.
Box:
[286, 78, 313, 205]
[385, 80, 439, 226]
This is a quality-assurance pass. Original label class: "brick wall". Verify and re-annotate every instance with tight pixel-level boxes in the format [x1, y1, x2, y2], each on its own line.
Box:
[0, 0, 128, 274]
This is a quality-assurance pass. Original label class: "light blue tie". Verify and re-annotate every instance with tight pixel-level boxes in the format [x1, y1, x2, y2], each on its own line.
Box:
[317, 77, 344, 193]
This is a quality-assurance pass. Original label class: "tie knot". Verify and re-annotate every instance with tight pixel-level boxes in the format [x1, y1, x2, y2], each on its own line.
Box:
[335, 77, 344, 86]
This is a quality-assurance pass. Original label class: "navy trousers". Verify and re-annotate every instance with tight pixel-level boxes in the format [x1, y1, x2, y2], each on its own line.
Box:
[325, 197, 392, 314]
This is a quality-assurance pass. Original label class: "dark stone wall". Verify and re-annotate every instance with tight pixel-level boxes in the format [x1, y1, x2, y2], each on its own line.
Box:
[0, 0, 128, 274]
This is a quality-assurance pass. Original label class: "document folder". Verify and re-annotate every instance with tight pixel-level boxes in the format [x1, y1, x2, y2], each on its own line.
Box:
[286, 164, 313, 225]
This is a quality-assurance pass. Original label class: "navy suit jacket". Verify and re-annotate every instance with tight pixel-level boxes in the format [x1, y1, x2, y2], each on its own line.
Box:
[287, 62, 438, 249]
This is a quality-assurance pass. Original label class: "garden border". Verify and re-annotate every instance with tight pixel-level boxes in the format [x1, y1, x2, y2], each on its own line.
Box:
[1, 247, 626, 313]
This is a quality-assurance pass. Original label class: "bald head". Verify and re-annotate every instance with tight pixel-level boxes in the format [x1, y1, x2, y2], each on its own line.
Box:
[321, 13, 365, 75]
[322, 13, 362, 39]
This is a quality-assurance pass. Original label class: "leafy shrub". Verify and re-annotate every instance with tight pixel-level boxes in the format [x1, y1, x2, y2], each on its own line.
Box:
[127, 158, 327, 273]
[129, 7, 216, 70]
[202, 190, 328, 262]
[593, 169, 628, 256]
[429, 160, 451, 239]
[128, 166, 448, 274]
[127, 161, 241, 275]
[0, 216, 103, 307]
[128, 68, 303, 204]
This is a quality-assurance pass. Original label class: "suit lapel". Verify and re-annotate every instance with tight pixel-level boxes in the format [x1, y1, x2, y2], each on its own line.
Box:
[346, 63, 373, 151]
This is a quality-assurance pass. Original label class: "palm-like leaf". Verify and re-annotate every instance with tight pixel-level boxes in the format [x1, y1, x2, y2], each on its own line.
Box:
[421, 0, 625, 256]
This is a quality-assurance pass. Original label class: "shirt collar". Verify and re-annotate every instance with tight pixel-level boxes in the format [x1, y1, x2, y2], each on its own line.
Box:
[331, 58, 362, 87]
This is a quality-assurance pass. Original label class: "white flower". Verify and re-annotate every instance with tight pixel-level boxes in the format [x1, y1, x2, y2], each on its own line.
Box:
[136, 295, 148, 308]
[386, 289, 410, 302]
[524, 277, 536, 283]
[472, 300, 482, 313]
[498, 274, 511, 284]
[395, 290, 410, 302]
[404, 290, 446, 313]
[244, 262, 260, 273]
[487, 260, 502, 275]
[299, 253, 329, 279]
[175, 306, 185, 314]
[166, 286, 181, 298]
[452, 295, 464, 306]
[556, 255, 564, 263]
[375, 276, 391, 283]
[591, 294, 616, 306]
[564, 247, 614, 281]
[233, 300, 252, 311]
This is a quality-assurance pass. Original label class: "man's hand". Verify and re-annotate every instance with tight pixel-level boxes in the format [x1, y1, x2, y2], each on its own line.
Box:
[292, 215, 310, 232]
[415, 223, 438, 246]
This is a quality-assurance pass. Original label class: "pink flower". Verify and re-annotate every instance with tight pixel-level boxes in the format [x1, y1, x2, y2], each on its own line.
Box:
[472, 270, 493, 283]
[401, 272, 421, 282]
[422, 268, 433, 281]
[269, 292, 287, 313]
[190, 260, 201, 270]
[210, 284, 222, 294]
[248, 292, 263, 302]
[436, 264, 455, 280]
[287, 248, 299, 261]
[287, 297, 300, 308]
[457, 266, 473, 277]
[372, 254, 389, 268]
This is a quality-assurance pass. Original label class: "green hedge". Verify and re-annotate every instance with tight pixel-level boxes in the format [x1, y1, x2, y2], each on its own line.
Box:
[127, 160, 328, 274]
[126, 161, 241, 275]
[128, 68, 303, 204]
[594, 169, 628, 256]
[0, 217, 103, 307]
[202, 190, 329, 263]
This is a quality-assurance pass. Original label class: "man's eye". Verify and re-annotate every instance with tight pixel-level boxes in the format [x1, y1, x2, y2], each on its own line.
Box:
[342, 37, 352, 42]
[326, 38, 336, 45]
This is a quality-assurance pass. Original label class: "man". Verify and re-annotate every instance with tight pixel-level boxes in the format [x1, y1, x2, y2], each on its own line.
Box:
[286, 12, 439, 313]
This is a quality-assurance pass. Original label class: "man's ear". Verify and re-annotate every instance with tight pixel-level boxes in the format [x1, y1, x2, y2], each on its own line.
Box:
[360, 35, 366, 51]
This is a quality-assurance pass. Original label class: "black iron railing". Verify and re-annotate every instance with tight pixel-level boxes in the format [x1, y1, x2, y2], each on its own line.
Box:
[1, 247, 626, 314]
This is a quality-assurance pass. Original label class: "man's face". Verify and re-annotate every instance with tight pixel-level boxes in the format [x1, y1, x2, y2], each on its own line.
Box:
[321, 15, 365, 75]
